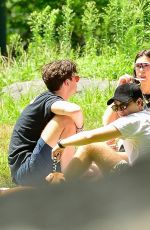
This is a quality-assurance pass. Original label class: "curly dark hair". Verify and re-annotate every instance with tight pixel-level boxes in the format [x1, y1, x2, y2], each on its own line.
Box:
[42, 60, 77, 92]
[133, 50, 150, 78]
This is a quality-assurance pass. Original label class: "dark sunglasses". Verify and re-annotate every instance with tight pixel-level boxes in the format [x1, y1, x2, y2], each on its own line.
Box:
[70, 75, 80, 82]
[134, 62, 150, 70]
[74, 75, 80, 82]
[111, 100, 132, 112]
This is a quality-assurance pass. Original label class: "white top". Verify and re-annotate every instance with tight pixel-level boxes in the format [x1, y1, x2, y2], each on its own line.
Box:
[111, 110, 150, 165]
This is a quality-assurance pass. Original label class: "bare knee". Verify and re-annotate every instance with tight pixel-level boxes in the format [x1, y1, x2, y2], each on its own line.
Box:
[53, 115, 76, 140]
[74, 143, 101, 160]
[75, 142, 115, 162]
[78, 143, 104, 159]
[61, 115, 75, 127]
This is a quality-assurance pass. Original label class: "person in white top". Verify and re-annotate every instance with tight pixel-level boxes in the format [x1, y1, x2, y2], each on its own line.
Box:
[49, 83, 150, 181]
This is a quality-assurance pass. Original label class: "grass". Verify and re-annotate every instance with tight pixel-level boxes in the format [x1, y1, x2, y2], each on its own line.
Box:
[0, 125, 15, 187]
[71, 86, 114, 129]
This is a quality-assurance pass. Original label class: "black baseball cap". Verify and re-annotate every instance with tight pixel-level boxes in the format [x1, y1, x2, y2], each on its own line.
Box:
[107, 83, 143, 105]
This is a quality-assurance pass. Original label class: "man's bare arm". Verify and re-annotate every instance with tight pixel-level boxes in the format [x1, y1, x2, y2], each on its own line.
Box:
[52, 124, 121, 159]
[51, 101, 84, 129]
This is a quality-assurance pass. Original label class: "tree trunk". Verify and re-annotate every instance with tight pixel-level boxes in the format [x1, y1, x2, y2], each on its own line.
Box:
[0, 0, 7, 56]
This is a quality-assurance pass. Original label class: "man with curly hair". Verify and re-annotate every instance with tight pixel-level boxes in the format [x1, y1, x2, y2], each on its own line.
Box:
[8, 60, 84, 185]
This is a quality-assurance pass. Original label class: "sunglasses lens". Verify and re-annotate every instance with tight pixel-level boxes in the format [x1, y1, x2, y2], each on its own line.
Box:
[111, 105, 118, 112]
[135, 64, 141, 68]
[111, 103, 128, 112]
[135, 63, 150, 69]
[75, 76, 80, 82]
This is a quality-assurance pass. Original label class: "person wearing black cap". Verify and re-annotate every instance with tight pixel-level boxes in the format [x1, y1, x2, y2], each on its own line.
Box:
[49, 83, 150, 181]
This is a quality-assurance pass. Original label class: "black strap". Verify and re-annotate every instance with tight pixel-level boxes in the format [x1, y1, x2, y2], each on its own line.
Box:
[57, 140, 65, 148]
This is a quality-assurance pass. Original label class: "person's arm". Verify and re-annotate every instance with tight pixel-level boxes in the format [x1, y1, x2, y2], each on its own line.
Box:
[51, 100, 84, 130]
[117, 74, 132, 86]
[52, 124, 122, 160]
[102, 105, 119, 126]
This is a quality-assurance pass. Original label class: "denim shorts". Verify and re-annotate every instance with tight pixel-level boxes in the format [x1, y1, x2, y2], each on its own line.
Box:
[14, 138, 61, 186]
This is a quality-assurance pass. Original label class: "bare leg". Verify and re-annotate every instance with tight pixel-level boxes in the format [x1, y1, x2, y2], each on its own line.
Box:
[41, 115, 77, 171]
[64, 142, 126, 180]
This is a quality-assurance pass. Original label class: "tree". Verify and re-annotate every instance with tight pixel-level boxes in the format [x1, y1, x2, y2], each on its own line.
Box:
[6, 0, 109, 48]
[0, 0, 7, 56]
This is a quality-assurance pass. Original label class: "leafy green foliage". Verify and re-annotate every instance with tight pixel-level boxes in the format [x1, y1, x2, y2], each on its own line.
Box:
[81, 1, 100, 56]
[58, 0, 75, 56]
[6, 0, 109, 47]
[0, 0, 149, 101]
[28, 6, 59, 48]
[101, 0, 150, 52]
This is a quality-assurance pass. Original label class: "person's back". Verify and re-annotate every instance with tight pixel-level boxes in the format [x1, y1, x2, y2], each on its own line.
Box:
[8, 91, 63, 177]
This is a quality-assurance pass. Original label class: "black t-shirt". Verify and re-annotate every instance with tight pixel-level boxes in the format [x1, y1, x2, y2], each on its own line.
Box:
[8, 91, 63, 174]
